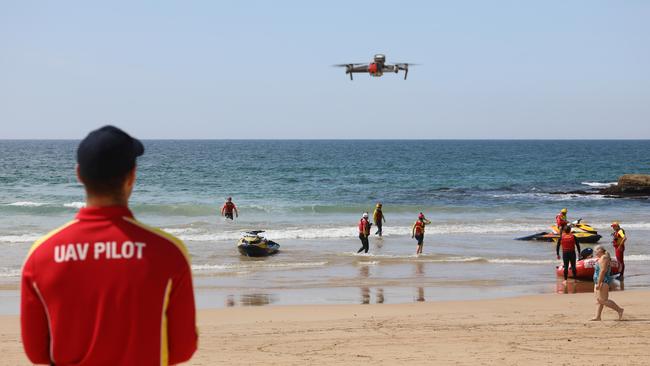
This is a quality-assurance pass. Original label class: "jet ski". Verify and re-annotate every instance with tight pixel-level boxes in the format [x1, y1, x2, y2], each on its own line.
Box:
[237, 231, 280, 257]
[516, 218, 602, 244]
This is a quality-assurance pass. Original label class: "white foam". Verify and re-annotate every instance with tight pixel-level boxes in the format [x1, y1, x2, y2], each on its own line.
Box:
[191, 261, 328, 273]
[0, 268, 21, 278]
[5, 201, 47, 207]
[626, 255, 650, 262]
[63, 202, 85, 209]
[0, 234, 41, 243]
[172, 224, 550, 242]
[582, 181, 617, 188]
[487, 258, 557, 264]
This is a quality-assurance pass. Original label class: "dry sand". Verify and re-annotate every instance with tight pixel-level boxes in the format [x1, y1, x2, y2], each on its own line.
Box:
[2, 290, 649, 365]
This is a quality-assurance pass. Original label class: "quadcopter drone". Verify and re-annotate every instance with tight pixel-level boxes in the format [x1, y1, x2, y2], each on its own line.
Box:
[334, 54, 416, 80]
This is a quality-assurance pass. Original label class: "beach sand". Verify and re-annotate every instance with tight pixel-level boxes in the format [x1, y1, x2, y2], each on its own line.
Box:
[2, 290, 649, 365]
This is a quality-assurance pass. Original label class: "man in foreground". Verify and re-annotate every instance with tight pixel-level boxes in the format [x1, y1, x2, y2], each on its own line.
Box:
[21, 126, 198, 365]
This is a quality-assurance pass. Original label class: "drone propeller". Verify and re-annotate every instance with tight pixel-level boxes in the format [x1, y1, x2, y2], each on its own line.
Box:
[333, 63, 358, 80]
[394, 63, 418, 80]
[332, 63, 366, 67]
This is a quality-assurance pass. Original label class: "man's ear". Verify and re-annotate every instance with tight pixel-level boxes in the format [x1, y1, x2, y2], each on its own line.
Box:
[125, 166, 137, 190]
[76, 165, 85, 185]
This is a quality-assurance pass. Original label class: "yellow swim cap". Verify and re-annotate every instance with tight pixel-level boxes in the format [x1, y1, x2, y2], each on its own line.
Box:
[561, 208, 567, 213]
[611, 221, 619, 227]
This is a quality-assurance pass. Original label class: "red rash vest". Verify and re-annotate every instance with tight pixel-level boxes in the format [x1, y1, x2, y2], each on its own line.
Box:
[21, 206, 198, 366]
[560, 233, 577, 252]
[222, 202, 236, 214]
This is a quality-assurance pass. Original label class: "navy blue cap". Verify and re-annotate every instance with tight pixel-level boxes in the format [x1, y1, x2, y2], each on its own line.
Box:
[77, 125, 144, 180]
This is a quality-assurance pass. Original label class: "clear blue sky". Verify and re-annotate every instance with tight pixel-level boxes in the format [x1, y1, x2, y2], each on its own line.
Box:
[1, 1, 649, 139]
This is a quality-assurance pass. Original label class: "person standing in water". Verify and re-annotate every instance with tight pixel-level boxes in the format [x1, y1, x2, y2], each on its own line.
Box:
[357, 212, 371, 254]
[611, 222, 626, 279]
[556, 225, 581, 282]
[373, 203, 386, 236]
[221, 196, 239, 220]
[591, 245, 624, 321]
[411, 212, 431, 255]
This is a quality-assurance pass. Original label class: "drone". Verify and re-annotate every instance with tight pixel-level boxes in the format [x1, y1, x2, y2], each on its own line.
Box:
[334, 54, 415, 80]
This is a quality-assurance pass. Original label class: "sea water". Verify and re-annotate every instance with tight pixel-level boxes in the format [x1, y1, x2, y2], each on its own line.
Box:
[1, 140, 649, 312]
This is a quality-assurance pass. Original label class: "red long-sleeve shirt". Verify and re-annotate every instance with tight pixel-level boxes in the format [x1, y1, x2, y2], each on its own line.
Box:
[21, 206, 197, 365]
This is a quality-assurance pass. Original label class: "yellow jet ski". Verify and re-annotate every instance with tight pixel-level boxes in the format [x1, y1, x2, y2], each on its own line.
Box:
[237, 231, 280, 257]
[515, 219, 602, 244]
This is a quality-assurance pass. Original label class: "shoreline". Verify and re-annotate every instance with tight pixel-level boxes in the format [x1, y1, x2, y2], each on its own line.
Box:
[2, 290, 650, 365]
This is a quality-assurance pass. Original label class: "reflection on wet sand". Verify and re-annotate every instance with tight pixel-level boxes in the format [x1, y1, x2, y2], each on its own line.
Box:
[225, 293, 276, 307]
[360, 265, 370, 304]
[359, 265, 385, 304]
[415, 262, 425, 302]
[555, 279, 623, 294]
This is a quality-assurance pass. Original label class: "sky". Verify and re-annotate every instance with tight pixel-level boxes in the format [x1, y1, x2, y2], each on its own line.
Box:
[1, 1, 649, 139]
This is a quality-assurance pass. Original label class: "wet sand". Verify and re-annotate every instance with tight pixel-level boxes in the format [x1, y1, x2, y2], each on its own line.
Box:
[2, 290, 649, 365]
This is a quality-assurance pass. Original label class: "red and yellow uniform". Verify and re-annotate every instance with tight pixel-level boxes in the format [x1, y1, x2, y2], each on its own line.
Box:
[612, 226, 626, 276]
[21, 206, 197, 366]
[413, 220, 425, 236]
[556, 213, 568, 228]
[358, 218, 370, 235]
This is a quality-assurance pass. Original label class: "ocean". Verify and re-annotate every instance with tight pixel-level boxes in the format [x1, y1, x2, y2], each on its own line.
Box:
[1, 140, 649, 312]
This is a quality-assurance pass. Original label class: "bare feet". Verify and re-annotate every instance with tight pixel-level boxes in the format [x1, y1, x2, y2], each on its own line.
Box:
[590, 317, 601, 321]
[618, 308, 624, 321]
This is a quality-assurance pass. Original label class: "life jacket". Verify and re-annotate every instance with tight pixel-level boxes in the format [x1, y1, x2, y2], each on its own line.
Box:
[414, 220, 425, 235]
[613, 228, 626, 248]
[556, 214, 567, 227]
[560, 233, 577, 252]
[223, 202, 235, 213]
[358, 218, 370, 234]
[373, 208, 383, 222]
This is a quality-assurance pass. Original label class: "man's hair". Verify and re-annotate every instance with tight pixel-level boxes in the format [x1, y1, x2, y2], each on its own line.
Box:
[563, 226, 572, 233]
[81, 170, 130, 198]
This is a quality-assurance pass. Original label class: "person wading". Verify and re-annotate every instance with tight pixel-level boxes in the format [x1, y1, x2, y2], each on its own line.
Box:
[373, 203, 386, 237]
[221, 196, 239, 220]
[411, 213, 432, 255]
[357, 212, 371, 254]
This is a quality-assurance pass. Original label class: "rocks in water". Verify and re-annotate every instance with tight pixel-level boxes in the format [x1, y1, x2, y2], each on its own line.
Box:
[552, 174, 650, 198]
[599, 174, 650, 197]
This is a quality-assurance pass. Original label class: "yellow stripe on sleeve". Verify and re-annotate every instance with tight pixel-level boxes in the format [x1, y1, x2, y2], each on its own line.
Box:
[160, 279, 172, 366]
[122, 217, 192, 265]
[23, 220, 79, 266]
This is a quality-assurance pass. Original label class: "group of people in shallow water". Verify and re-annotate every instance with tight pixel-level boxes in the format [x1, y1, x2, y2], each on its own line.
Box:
[554, 208, 626, 321]
[356, 203, 432, 255]
[222, 198, 628, 321]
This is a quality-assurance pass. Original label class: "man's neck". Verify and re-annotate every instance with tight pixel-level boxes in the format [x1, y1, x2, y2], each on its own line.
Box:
[85, 195, 128, 208]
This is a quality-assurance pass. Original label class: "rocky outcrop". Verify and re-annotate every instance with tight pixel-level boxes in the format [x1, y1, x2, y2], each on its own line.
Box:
[599, 174, 650, 197]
